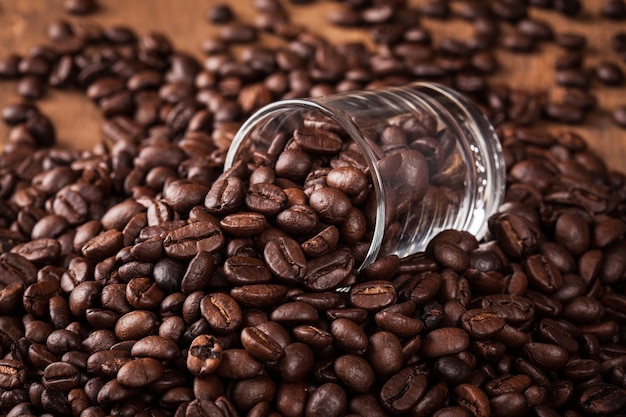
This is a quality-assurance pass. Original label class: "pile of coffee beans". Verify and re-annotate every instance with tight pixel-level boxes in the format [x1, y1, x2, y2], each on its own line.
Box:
[1, 1, 626, 416]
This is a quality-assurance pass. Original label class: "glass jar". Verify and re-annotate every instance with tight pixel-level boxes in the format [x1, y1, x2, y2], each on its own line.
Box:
[224, 82, 505, 270]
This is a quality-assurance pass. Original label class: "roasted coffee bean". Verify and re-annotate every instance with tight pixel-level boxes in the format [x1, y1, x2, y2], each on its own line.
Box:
[292, 324, 333, 350]
[200, 292, 242, 334]
[374, 309, 424, 337]
[263, 236, 307, 283]
[578, 383, 626, 415]
[187, 334, 223, 376]
[304, 248, 354, 291]
[278, 342, 315, 382]
[523, 342, 569, 371]
[42, 361, 80, 391]
[367, 331, 404, 375]
[223, 255, 271, 285]
[117, 357, 164, 388]
[380, 366, 428, 413]
[230, 376, 275, 412]
[612, 105, 626, 128]
[524, 254, 563, 294]
[330, 317, 368, 354]
[230, 284, 289, 308]
[480, 295, 535, 325]
[180, 250, 214, 294]
[240, 325, 284, 361]
[220, 212, 267, 237]
[594, 60, 624, 85]
[64, 0, 97, 15]
[114, 310, 158, 340]
[86, 350, 131, 378]
[333, 354, 375, 393]
[130, 335, 179, 360]
[270, 301, 319, 326]
[349, 280, 396, 311]
[461, 308, 506, 339]
[450, 384, 490, 417]
[421, 328, 470, 358]
[217, 348, 263, 380]
[246, 182, 287, 216]
[163, 221, 225, 259]
[433, 356, 471, 386]
[125, 277, 165, 310]
[276, 204, 319, 234]
[0, 252, 37, 285]
[0, 359, 26, 389]
[302, 225, 340, 257]
[309, 187, 352, 224]
[275, 149, 313, 181]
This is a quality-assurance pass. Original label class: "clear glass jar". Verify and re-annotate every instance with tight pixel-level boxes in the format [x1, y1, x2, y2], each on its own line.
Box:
[224, 82, 505, 270]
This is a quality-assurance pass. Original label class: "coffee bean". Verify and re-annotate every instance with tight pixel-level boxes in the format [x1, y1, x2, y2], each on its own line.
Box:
[278, 342, 314, 382]
[292, 325, 334, 350]
[305, 382, 347, 417]
[220, 212, 267, 237]
[200, 292, 242, 334]
[276, 204, 319, 234]
[114, 310, 158, 340]
[0, 252, 37, 285]
[578, 383, 626, 415]
[524, 254, 563, 294]
[461, 308, 506, 339]
[187, 334, 223, 376]
[117, 357, 164, 388]
[612, 105, 626, 128]
[230, 284, 289, 308]
[163, 220, 225, 259]
[64, 0, 97, 15]
[263, 236, 307, 283]
[594, 60, 624, 85]
[86, 350, 131, 378]
[223, 255, 271, 285]
[309, 187, 353, 224]
[421, 328, 470, 358]
[130, 335, 180, 360]
[270, 301, 319, 326]
[380, 366, 428, 413]
[453, 384, 490, 417]
[240, 325, 284, 361]
[333, 354, 375, 393]
[301, 225, 340, 257]
[42, 361, 80, 391]
[330, 317, 368, 354]
[304, 248, 354, 291]
[349, 280, 396, 311]
[246, 182, 287, 216]
[217, 349, 263, 379]
[523, 342, 569, 371]
[0, 359, 26, 390]
[219, 23, 257, 43]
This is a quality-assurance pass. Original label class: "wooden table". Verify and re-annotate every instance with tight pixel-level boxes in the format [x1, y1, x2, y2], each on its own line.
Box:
[1, 0, 625, 172]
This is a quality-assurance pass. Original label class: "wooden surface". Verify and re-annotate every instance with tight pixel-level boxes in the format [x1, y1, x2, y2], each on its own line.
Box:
[1, 0, 625, 172]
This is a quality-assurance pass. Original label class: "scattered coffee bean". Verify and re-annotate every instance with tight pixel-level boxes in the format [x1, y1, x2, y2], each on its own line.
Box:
[64, 0, 97, 15]
[612, 105, 626, 128]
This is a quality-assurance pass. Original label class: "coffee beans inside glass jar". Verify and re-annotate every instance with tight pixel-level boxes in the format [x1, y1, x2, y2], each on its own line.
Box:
[1, 1, 626, 416]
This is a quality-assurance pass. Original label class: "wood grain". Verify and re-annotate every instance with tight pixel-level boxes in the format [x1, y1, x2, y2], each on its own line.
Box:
[1, 0, 625, 172]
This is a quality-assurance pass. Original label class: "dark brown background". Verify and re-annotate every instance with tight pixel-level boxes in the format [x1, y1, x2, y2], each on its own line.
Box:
[1, 0, 625, 171]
